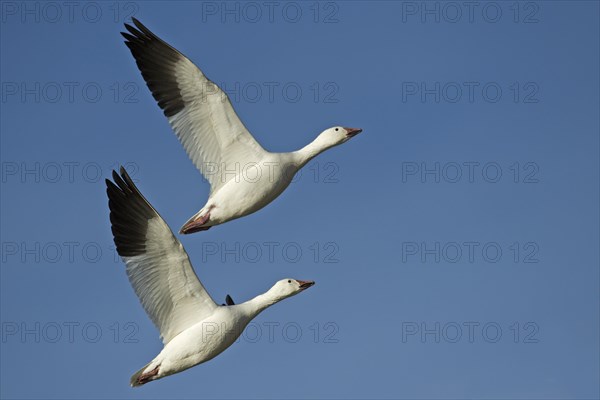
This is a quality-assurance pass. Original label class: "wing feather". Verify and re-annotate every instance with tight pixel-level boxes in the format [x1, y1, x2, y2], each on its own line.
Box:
[121, 18, 266, 193]
[106, 167, 217, 343]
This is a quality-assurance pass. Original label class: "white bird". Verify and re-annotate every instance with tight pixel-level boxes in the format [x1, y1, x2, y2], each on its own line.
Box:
[121, 18, 363, 234]
[106, 167, 315, 386]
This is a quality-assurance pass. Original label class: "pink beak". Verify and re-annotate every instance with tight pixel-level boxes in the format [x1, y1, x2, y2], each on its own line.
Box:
[344, 127, 363, 138]
[296, 280, 316, 289]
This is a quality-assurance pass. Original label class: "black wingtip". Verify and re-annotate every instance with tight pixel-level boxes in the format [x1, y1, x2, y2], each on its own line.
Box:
[123, 16, 142, 30]
[106, 166, 157, 258]
[119, 16, 186, 118]
[131, 17, 144, 30]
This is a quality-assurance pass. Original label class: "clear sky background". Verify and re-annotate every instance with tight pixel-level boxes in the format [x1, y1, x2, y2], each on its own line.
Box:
[1, 1, 598, 399]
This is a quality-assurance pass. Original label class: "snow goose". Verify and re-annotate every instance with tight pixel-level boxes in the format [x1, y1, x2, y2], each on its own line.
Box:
[106, 167, 315, 386]
[121, 18, 363, 234]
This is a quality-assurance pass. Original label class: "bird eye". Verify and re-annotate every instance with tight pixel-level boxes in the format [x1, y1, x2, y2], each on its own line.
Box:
[335, 128, 339, 131]
[288, 280, 291, 283]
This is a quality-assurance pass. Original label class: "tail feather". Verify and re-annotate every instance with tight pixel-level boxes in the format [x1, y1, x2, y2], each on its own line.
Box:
[130, 363, 159, 387]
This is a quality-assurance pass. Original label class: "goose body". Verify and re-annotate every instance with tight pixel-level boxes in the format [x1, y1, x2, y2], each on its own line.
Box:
[106, 167, 315, 386]
[187, 153, 298, 231]
[121, 18, 363, 234]
[134, 305, 252, 385]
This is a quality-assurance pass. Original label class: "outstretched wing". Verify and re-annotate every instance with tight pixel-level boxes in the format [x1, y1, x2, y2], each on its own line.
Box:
[106, 167, 218, 343]
[121, 18, 267, 193]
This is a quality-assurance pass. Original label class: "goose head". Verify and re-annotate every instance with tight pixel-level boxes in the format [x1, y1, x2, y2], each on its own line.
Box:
[318, 126, 363, 148]
[267, 278, 315, 302]
[295, 126, 363, 167]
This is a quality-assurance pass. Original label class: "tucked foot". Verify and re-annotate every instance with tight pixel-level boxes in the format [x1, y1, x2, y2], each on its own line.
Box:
[133, 365, 159, 387]
[222, 294, 235, 306]
[180, 212, 211, 234]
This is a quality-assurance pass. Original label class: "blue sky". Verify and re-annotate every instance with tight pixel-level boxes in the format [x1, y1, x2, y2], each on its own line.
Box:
[1, 1, 598, 399]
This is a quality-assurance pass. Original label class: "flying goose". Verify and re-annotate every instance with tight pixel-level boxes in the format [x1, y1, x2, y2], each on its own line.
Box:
[106, 167, 315, 386]
[121, 18, 363, 234]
